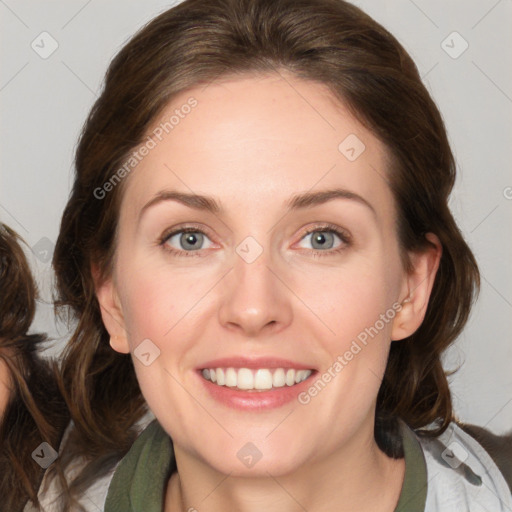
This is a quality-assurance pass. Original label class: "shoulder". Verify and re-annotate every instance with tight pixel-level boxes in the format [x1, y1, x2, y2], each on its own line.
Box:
[414, 421, 512, 512]
[27, 411, 156, 512]
[457, 422, 512, 492]
[25, 422, 117, 512]
[25, 467, 118, 512]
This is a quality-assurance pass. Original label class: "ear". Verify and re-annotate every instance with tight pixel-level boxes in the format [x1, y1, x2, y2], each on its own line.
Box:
[91, 263, 130, 354]
[391, 233, 442, 341]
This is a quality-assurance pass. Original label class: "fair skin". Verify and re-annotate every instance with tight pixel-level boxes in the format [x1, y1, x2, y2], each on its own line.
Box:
[96, 71, 441, 512]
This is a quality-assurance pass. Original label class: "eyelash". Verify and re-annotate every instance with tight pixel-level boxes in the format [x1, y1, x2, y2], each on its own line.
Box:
[158, 223, 352, 259]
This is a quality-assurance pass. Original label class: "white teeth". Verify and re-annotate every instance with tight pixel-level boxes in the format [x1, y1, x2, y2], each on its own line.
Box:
[272, 368, 286, 388]
[225, 367, 237, 387]
[295, 370, 309, 384]
[254, 369, 273, 390]
[237, 368, 254, 390]
[201, 367, 312, 390]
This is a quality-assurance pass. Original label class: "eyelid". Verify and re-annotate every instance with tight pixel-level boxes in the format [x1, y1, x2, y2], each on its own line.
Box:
[159, 223, 216, 244]
[158, 222, 352, 257]
[292, 223, 352, 255]
[298, 223, 352, 244]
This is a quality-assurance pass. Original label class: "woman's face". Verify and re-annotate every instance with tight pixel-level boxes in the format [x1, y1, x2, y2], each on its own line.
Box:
[97, 71, 438, 476]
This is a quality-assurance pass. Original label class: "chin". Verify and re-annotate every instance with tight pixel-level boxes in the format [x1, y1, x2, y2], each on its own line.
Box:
[209, 454, 305, 478]
[194, 437, 309, 478]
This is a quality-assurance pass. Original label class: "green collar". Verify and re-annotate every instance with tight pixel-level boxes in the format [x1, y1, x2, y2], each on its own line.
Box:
[105, 419, 427, 511]
[394, 420, 428, 511]
[104, 420, 176, 512]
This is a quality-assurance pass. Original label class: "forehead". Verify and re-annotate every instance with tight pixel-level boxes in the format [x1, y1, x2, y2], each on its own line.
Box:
[121, 71, 395, 225]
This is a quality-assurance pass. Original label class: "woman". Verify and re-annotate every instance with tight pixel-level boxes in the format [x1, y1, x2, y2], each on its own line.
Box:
[52, 0, 511, 510]
[0, 223, 69, 511]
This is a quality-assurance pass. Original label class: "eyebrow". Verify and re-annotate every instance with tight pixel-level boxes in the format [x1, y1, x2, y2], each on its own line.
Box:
[139, 188, 376, 220]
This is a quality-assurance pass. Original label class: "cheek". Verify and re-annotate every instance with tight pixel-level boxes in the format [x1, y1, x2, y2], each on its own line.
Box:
[118, 258, 214, 349]
[299, 256, 400, 342]
[120, 272, 178, 344]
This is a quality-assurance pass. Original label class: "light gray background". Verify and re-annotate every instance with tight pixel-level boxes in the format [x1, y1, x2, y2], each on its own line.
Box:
[1, 0, 511, 433]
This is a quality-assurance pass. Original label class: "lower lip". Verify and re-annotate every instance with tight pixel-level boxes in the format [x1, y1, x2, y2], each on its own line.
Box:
[196, 370, 316, 410]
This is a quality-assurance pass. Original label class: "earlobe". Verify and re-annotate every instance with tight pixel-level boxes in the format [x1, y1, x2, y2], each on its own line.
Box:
[391, 233, 442, 341]
[109, 334, 130, 354]
[92, 263, 131, 354]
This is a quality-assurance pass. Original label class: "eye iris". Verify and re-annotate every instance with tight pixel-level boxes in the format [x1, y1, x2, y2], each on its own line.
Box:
[181, 232, 203, 250]
[311, 231, 334, 250]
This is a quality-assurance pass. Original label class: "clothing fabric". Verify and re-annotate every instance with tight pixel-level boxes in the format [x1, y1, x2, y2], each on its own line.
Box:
[103, 419, 512, 512]
[421, 422, 512, 511]
[105, 420, 175, 512]
[23, 411, 155, 512]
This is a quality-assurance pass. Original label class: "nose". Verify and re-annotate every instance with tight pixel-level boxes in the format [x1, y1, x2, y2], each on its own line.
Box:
[218, 244, 293, 337]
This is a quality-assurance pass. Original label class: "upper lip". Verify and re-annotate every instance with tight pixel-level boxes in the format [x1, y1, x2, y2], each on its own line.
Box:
[197, 357, 316, 371]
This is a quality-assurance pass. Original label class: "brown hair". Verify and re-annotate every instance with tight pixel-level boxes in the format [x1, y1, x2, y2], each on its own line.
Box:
[0, 223, 69, 511]
[53, 0, 479, 500]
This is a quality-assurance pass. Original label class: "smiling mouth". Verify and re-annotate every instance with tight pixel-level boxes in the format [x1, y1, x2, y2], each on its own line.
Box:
[200, 367, 314, 391]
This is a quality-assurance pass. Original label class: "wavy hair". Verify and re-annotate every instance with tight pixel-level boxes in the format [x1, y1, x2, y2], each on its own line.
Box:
[0, 223, 69, 511]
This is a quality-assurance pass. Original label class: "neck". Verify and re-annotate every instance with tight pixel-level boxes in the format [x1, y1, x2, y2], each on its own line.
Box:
[165, 426, 405, 512]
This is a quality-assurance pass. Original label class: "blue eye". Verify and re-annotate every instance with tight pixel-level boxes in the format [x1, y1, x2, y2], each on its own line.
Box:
[301, 231, 339, 250]
[159, 223, 351, 258]
[297, 225, 350, 256]
[161, 228, 213, 256]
